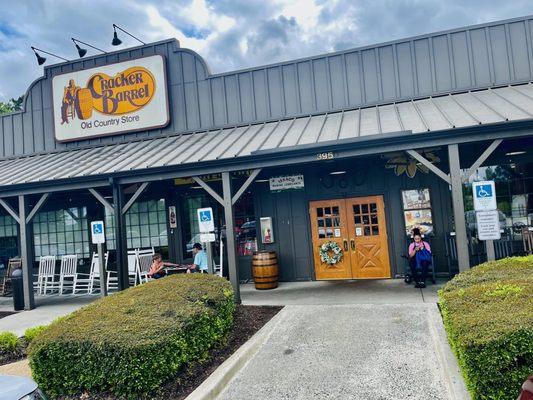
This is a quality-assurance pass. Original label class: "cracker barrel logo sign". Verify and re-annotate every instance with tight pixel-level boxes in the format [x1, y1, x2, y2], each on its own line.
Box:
[53, 55, 168, 142]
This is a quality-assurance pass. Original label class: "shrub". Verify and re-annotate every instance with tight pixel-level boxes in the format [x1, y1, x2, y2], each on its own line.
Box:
[439, 256, 533, 400]
[23, 325, 48, 344]
[29, 274, 235, 398]
[0, 331, 18, 352]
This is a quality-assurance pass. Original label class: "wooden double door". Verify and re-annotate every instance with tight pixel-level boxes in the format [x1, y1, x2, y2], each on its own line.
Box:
[310, 195, 391, 280]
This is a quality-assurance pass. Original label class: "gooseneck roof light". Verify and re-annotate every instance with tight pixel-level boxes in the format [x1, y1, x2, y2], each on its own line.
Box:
[30, 46, 68, 65]
[111, 24, 145, 46]
[71, 38, 106, 58]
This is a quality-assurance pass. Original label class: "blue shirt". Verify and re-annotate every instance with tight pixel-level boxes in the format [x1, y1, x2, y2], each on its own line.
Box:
[194, 250, 208, 271]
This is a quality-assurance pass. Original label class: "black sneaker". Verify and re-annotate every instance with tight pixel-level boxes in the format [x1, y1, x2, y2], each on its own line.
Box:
[414, 282, 421, 288]
[419, 282, 426, 288]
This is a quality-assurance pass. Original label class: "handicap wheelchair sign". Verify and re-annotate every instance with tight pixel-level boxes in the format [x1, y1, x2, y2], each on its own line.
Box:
[197, 207, 215, 233]
[472, 181, 497, 211]
[91, 221, 105, 244]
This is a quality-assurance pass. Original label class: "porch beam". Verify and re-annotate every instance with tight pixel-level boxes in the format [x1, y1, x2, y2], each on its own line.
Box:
[448, 144, 470, 272]
[18, 195, 35, 310]
[222, 171, 241, 303]
[406, 150, 451, 184]
[192, 176, 224, 206]
[0, 198, 20, 224]
[88, 188, 114, 214]
[463, 139, 503, 181]
[122, 182, 150, 215]
[232, 169, 262, 205]
[112, 182, 129, 291]
[26, 193, 50, 224]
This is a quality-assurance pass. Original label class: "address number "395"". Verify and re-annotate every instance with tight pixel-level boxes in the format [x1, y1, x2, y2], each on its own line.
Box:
[317, 152, 334, 160]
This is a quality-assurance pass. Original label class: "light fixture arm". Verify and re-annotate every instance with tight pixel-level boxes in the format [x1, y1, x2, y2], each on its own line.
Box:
[71, 38, 106, 54]
[113, 24, 146, 45]
[30, 46, 69, 62]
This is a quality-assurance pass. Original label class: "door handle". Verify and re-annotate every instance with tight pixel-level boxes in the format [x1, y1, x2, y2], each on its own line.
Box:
[350, 239, 355, 252]
[343, 239, 348, 251]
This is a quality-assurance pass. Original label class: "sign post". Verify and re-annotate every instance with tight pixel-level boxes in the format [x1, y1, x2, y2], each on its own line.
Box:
[197, 208, 216, 274]
[472, 181, 498, 261]
[91, 221, 107, 296]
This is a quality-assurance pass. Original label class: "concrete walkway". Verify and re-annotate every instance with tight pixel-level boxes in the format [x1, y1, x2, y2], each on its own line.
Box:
[218, 280, 469, 400]
[241, 279, 442, 305]
[0, 295, 97, 337]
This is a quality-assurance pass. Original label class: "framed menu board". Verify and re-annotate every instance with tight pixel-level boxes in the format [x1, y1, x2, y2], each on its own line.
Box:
[402, 189, 434, 236]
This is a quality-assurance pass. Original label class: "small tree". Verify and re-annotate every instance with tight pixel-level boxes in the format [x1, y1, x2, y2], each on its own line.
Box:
[0, 95, 24, 115]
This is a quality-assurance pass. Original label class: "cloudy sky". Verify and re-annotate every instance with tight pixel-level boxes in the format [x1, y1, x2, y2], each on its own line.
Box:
[1, 0, 533, 101]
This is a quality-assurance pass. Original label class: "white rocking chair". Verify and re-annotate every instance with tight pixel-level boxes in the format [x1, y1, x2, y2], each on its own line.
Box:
[58, 255, 78, 295]
[33, 256, 57, 295]
[136, 248, 155, 284]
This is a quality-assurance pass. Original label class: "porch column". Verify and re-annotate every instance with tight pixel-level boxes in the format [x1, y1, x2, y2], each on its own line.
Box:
[448, 144, 470, 272]
[112, 181, 129, 290]
[222, 172, 241, 303]
[18, 195, 35, 310]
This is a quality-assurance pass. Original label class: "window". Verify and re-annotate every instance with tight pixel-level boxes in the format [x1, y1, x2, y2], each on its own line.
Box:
[0, 215, 18, 269]
[33, 208, 89, 259]
[235, 192, 256, 256]
[462, 162, 533, 236]
[105, 199, 168, 252]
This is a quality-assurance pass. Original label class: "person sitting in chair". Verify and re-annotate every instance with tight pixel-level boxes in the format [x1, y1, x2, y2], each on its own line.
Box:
[408, 228, 432, 288]
[148, 253, 169, 279]
[191, 243, 208, 273]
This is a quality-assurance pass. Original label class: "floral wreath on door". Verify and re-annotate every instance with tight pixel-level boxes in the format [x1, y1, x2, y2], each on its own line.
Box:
[320, 241, 343, 265]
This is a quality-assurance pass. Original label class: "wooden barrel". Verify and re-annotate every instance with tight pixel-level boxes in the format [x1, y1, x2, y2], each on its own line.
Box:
[252, 251, 278, 290]
[75, 88, 93, 120]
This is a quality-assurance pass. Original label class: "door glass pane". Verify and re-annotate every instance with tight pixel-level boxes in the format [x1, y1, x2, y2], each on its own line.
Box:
[318, 228, 326, 238]
[332, 206, 339, 215]
[372, 225, 379, 235]
[370, 203, 377, 213]
[325, 218, 332, 227]
[333, 217, 340, 227]
[354, 216, 361, 224]
[362, 215, 369, 225]
[362, 204, 368, 213]
[318, 219, 324, 227]
[364, 226, 371, 236]
[317, 208, 323, 217]
[325, 207, 331, 215]
[353, 204, 360, 214]
[371, 214, 378, 224]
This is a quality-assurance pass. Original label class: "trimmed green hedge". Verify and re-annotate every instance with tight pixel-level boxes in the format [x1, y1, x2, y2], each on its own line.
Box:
[29, 274, 235, 398]
[438, 256, 533, 400]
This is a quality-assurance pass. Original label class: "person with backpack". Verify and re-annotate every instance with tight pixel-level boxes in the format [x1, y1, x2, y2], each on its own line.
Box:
[408, 228, 432, 288]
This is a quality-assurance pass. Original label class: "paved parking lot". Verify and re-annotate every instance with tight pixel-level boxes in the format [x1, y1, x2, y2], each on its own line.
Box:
[218, 303, 468, 400]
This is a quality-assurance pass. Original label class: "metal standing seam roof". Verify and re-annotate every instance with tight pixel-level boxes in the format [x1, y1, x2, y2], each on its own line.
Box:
[1, 83, 533, 187]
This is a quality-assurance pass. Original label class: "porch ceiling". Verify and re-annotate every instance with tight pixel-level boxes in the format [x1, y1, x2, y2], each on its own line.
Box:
[0, 83, 532, 189]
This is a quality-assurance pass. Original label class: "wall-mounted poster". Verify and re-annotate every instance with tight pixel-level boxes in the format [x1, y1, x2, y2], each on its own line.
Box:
[401, 188, 433, 236]
[404, 209, 433, 236]
[52, 55, 169, 142]
[402, 189, 431, 210]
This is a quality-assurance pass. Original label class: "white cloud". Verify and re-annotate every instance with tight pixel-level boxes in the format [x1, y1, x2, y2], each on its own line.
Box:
[1, 0, 533, 102]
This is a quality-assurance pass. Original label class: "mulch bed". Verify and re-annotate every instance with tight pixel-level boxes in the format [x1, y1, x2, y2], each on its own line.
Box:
[0, 338, 27, 366]
[52, 305, 281, 399]
[0, 311, 15, 319]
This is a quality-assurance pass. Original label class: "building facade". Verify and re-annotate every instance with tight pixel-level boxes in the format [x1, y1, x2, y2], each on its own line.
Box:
[0, 16, 532, 308]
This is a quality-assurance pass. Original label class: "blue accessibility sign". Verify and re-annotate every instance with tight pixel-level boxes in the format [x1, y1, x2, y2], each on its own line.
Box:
[92, 223, 103, 234]
[199, 209, 212, 222]
[475, 184, 493, 198]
